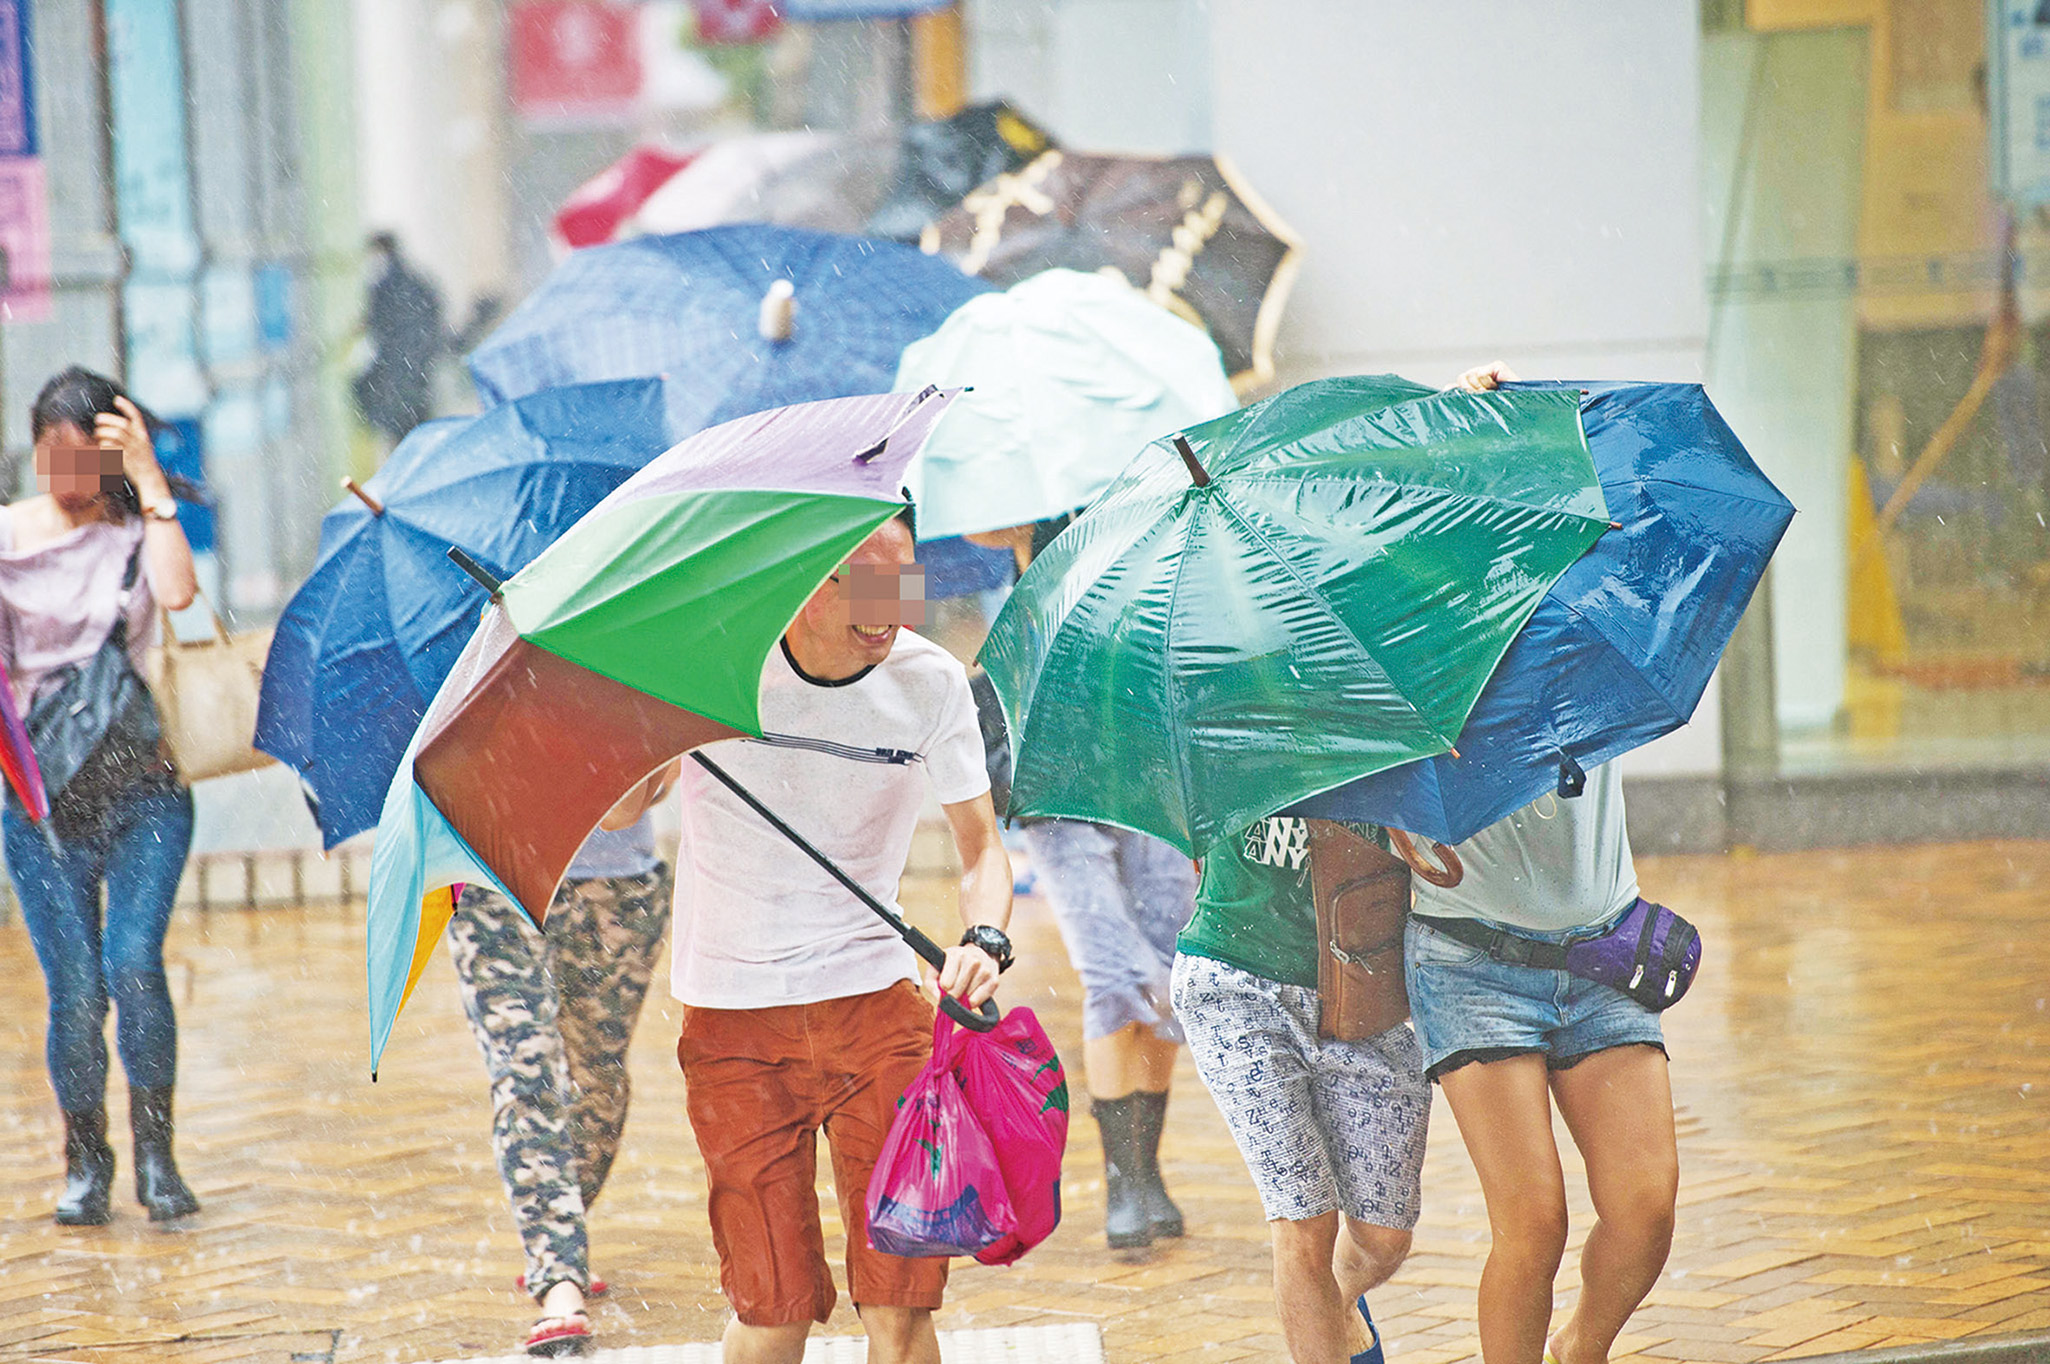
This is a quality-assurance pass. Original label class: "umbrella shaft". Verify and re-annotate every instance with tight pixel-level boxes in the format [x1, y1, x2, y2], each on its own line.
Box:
[688, 752, 949, 972]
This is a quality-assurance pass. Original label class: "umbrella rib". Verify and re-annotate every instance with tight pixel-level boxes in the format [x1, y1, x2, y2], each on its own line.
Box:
[1545, 588, 1702, 728]
[1630, 474, 1794, 513]
[1157, 498, 1202, 847]
[1232, 469, 1608, 528]
[1208, 490, 1451, 748]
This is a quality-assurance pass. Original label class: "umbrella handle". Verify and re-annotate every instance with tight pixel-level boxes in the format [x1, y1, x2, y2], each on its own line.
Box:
[941, 993, 1002, 1032]
[690, 753, 1002, 1032]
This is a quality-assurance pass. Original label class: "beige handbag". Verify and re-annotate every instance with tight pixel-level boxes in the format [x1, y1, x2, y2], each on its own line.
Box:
[144, 594, 276, 784]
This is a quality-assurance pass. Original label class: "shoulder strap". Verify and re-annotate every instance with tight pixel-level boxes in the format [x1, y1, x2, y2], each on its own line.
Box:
[106, 543, 146, 651]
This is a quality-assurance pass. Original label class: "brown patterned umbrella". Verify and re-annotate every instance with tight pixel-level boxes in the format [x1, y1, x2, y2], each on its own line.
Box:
[919, 150, 1303, 392]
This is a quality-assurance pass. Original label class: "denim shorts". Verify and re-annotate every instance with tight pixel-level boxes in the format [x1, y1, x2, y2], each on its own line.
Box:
[1404, 910, 1666, 1083]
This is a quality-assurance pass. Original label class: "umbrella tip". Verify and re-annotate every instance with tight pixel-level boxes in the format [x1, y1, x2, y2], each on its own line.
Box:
[1172, 435, 1211, 488]
[447, 546, 504, 600]
[759, 279, 796, 343]
[341, 476, 386, 517]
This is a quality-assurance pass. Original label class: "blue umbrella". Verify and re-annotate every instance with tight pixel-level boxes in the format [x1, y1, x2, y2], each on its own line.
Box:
[467, 224, 991, 435]
[1291, 381, 1794, 843]
[255, 378, 676, 847]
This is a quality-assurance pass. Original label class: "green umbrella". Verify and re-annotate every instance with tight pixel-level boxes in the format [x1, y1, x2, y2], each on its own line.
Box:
[979, 374, 1610, 856]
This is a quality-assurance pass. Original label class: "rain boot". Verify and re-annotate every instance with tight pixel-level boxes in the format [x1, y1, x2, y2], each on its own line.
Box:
[130, 1087, 200, 1221]
[1130, 1089, 1184, 1239]
[1092, 1095, 1152, 1250]
[55, 1106, 115, 1226]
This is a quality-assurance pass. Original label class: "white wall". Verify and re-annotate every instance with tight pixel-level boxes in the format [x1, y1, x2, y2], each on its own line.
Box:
[968, 0, 1212, 154]
[1205, 0, 1705, 390]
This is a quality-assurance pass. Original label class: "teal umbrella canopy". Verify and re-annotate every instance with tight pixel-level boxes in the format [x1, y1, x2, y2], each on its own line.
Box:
[896, 268, 1240, 539]
[980, 375, 1611, 856]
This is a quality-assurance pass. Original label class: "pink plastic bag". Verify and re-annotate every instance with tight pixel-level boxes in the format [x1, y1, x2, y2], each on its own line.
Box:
[866, 1011, 1017, 1258]
[953, 1006, 1070, 1266]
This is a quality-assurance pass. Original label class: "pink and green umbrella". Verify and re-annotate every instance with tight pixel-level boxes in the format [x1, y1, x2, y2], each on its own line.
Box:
[366, 389, 958, 1070]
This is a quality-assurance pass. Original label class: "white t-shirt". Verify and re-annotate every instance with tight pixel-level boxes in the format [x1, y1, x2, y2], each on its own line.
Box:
[1409, 760, 1640, 933]
[669, 630, 990, 1009]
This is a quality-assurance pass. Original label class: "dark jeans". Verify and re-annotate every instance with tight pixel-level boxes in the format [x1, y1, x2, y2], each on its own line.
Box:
[4, 781, 196, 1112]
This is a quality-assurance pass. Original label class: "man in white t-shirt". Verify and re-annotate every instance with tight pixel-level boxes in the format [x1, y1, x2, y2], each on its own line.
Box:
[613, 510, 1011, 1364]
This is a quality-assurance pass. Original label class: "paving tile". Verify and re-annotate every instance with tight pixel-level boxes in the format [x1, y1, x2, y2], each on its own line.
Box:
[3, 840, 2049, 1361]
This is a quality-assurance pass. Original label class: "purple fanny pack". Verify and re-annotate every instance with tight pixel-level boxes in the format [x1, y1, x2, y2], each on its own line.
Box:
[1416, 898, 1702, 1012]
[1562, 898, 1701, 1011]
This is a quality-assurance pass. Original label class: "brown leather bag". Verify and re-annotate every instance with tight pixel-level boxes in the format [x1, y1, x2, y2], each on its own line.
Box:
[1308, 820, 1414, 1041]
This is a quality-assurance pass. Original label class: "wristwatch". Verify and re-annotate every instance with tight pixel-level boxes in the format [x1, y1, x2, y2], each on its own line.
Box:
[143, 497, 179, 523]
[959, 924, 1014, 973]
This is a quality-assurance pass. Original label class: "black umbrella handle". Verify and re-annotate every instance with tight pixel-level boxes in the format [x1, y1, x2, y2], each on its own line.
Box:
[689, 752, 1001, 1032]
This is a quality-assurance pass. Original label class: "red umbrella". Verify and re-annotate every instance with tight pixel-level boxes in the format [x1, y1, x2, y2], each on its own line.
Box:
[552, 144, 701, 250]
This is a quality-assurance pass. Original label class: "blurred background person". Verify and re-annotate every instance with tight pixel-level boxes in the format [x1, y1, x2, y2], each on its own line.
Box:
[1, 367, 202, 1225]
[351, 231, 501, 447]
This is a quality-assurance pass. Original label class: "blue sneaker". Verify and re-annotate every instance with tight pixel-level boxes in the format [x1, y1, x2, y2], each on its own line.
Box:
[1352, 1296, 1384, 1364]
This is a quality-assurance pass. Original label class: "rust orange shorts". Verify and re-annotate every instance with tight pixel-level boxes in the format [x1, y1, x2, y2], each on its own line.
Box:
[676, 980, 946, 1327]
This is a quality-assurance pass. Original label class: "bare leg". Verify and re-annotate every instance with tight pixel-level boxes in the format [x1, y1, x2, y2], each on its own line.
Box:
[721, 1320, 810, 1364]
[535, 1278, 585, 1332]
[1083, 1021, 1180, 1098]
[1335, 1215, 1413, 1301]
[858, 1305, 941, 1364]
[1438, 1055, 1571, 1364]
[1547, 1046, 1678, 1364]
[1273, 1213, 1408, 1362]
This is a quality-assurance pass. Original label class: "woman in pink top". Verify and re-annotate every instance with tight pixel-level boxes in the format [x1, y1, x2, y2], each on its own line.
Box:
[2, 368, 201, 1226]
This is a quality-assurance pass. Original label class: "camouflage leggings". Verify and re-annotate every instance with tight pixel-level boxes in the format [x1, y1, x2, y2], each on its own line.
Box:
[448, 866, 672, 1300]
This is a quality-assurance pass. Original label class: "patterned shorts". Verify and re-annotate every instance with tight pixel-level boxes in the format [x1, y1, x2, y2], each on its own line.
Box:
[1171, 953, 1429, 1227]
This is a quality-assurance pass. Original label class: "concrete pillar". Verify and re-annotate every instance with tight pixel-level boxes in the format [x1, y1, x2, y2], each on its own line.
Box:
[1701, 27, 1867, 735]
[352, 0, 511, 326]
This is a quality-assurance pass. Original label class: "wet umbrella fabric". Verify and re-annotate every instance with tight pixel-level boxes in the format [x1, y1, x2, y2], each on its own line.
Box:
[895, 268, 1240, 540]
[0, 655, 48, 821]
[864, 100, 1056, 241]
[468, 225, 989, 436]
[365, 389, 956, 1070]
[254, 379, 675, 847]
[565, 130, 852, 242]
[551, 142, 702, 249]
[980, 375, 1611, 858]
[921, 151, 1302, 390]
[1292, 381, 1795, 844]
[550, 103, 1054, 247]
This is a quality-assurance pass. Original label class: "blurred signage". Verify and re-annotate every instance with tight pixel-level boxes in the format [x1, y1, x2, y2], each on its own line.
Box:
[0, 0, 32, 156]
[107, 0, 209, 415]
[0, 154, 49, 321]
[512, 0, 643, 123]
[778, 0, 951, 17]
[153, 418, 216, 554]
[691, 0, 783, 44]
[1989, 0, 2050, 205]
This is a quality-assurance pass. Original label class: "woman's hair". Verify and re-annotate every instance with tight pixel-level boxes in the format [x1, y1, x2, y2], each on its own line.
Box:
[29, 366, 202, 517]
